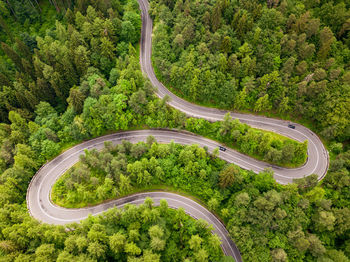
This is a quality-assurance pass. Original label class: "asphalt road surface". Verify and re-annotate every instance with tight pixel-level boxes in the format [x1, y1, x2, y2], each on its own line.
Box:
[137, 0, 329, 184]
[27, 129, 325, 261]
[26, 1, 330, 261]
[27, 130, 243, 260]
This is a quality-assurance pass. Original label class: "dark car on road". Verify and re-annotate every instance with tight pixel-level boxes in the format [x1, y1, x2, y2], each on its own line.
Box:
[288, 124, 296, 129]
[219, 146, 227, 151]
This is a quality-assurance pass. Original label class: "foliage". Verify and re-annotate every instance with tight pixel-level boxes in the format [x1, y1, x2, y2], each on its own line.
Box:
[52, 140, 350, 261]
[0, 198, 225, 261]
[150, 0, 350, 141]
[52, 140, 225, 207]
[0, 0, 141, 123]
[0, 0, 348, 262]
[185, 113, 307, 167]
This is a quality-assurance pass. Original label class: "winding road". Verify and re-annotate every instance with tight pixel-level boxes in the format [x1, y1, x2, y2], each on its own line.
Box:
[27, 130, 242, 260]
[26, 0, 329, 261]
[138, 0, 328, 184]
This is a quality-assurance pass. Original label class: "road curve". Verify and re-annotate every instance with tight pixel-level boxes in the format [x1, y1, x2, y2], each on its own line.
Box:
[27, 130, 243, 260]
[26, 1, 330, 261]
[27, 127, 324, 260]
[138, 0, 329, 184]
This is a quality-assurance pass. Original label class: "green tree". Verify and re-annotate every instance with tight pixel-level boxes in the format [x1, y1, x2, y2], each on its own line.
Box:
[1, 42, 24, 71]
[254, 94, 271, 112]
[41, 140, 60, 160]
[235, 87, 248, 110]
[318, 27, 335, 59]
[189, 235, 202, 251]
[319, 249, 349, 262]
[271, 248, 287, 262]
[313, 210, 336, 232]
[221, 36, 232, 54]
[67, 88, 85, 114]
[150, 237, 166, 251]
[194, 249, 209, 262]
[219, 164, 239, 188]
[100, 37, 116, 59]
[119, 174, 132, 194]
[35, 244, 57, 262]
[87, 242, 106, 259]
[124, 242, 141, 256]
[278, 97, 290, 114]
[74, 45, 90, 76]
[208, 198, 219, 211]
[121, 21, 138, 43]
[307, 234, 326, 257]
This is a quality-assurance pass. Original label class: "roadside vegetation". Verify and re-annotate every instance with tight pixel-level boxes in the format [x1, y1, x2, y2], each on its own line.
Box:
[0, 0, 348, 261]
[185, 113, 307, 168]
[52, 140, 350, 261]
[0, 0, 306, 178]
[150, 0, 350, 142]
[8, 197, 228, 261]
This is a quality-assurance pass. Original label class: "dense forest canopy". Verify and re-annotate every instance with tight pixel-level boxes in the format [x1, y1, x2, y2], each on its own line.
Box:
[52, 140, 350, 261]
[2, 197, 227, 261]
[150, 0, 350, 141]
[0, 2, 235, 260]
[0, 0, 140, 121]
[0, 0, 348, 261]
[0, 0, 308, 172]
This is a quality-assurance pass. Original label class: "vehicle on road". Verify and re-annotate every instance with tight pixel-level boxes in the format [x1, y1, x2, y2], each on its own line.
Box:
[288, 124, 296, 129]
[219, 146, 227, 151]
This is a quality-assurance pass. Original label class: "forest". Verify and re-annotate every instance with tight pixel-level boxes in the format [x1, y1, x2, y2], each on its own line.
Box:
[3, 197, 226, 261]
[0, 0, 233, 260]
[0, 0, 306, 172]
[150, 0, 350, 141]
[0, 0, 348, 261]
[52, 140, 350, 261]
